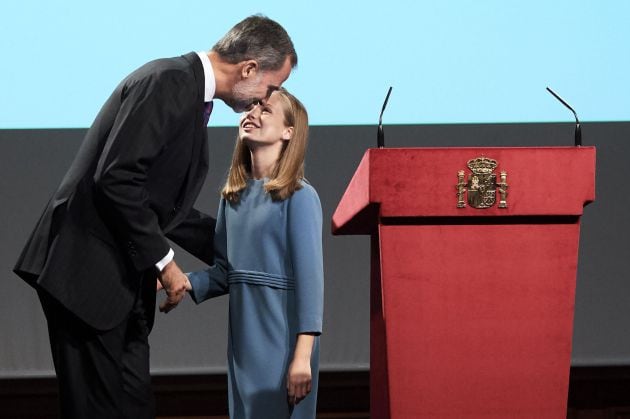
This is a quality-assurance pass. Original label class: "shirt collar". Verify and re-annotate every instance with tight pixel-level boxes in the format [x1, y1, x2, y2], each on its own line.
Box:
[195, 51, 216, 102]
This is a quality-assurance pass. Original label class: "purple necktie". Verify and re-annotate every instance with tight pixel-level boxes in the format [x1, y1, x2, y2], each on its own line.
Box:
[203, 101, 213, 126]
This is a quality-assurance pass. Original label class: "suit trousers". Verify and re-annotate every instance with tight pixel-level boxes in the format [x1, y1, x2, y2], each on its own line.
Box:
[38, 274, 156, 419]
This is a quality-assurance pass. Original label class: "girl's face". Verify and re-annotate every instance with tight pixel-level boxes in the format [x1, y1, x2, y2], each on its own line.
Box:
[239, 91, 293, 147]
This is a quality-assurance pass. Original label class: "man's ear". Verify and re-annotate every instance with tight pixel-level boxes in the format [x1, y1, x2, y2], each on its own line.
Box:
[241, 60, 259, 78]
[282, 126, 294, 141]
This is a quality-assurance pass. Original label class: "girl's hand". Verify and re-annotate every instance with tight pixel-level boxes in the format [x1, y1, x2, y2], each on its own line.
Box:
[286, 356, 312, 405]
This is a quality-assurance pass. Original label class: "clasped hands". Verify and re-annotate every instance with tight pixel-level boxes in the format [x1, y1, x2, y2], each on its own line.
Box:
[156, 260, 191, 313]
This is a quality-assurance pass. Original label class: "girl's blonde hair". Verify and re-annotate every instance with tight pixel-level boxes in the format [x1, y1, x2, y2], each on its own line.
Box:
[222, 87, 309, 202]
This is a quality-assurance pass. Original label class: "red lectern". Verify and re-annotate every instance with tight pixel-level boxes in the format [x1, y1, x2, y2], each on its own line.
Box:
[332, 147, 595, 418]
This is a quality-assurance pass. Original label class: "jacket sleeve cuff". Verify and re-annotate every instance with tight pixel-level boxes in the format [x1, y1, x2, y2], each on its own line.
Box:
[155, 248, 174, 272]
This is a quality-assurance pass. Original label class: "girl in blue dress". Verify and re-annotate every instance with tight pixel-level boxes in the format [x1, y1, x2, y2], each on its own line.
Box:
[187, 88, 324, 419]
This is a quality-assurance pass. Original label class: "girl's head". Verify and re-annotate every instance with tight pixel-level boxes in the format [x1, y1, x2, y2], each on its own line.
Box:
[222, 87, 309, 202]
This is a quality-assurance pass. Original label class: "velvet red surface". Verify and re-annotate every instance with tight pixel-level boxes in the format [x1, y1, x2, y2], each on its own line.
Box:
[333, 147, 595, 418]
[378, 224, 579, 418]
[332, 147, 595, 234]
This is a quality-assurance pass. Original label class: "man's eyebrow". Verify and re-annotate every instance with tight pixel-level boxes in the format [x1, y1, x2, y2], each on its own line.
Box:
[266, 86, 280, 96]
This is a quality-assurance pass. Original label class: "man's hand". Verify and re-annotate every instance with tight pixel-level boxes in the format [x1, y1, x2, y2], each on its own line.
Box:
[157, 260, 191, 313]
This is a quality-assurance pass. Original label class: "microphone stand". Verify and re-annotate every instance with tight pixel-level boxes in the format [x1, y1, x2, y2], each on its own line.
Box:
[377, 87, 393, 148]
[546, 87, 582, 147]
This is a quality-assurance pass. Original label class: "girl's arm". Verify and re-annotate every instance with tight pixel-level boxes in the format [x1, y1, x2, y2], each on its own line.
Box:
[285, 185, 325, 404]
[286, 333, 315, 405]
[187, 198, 230, 302]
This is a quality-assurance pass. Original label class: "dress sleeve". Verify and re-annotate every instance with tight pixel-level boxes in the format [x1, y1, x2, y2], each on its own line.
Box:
[287, 185, 324, 335]
[188, 198, 229, 303]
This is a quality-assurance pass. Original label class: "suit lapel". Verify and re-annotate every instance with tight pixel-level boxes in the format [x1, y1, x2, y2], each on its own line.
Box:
[164, 53, 209, 233]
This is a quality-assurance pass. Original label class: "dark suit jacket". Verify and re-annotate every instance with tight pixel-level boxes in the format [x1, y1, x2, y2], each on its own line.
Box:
[14, 52, 215, 330]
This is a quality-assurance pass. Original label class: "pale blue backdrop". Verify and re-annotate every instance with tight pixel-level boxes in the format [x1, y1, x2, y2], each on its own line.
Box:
[1, 0, 629, 128]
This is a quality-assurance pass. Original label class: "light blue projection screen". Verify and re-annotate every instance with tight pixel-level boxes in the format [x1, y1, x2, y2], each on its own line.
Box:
[1, 1, 629, 128]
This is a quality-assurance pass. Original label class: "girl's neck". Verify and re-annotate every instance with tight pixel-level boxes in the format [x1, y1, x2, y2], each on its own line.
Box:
[248, 142, 283, 179]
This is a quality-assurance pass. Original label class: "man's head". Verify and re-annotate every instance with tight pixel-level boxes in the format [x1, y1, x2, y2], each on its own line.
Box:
[211, 15, 297, 112]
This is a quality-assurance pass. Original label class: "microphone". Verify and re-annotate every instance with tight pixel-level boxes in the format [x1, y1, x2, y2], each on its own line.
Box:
[377, 86, 393, 148]
[546, 87, 582, 146]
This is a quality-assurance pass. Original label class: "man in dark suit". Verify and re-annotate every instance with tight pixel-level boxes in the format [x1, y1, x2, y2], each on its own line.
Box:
[13, 15, 297, 418]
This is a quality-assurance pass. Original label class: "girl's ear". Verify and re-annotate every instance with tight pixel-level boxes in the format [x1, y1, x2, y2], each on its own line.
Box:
[282, 126, 294, 141]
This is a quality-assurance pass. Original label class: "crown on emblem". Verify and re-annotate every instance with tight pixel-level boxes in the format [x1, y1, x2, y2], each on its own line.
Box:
[467, 157, 497, 175]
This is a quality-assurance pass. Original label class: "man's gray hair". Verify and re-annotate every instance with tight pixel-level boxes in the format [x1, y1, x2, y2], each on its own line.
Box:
[212, 15, 297, 72]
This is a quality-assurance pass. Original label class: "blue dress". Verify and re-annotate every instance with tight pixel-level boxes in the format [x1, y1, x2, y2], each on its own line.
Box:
[188, 178, 324, 419]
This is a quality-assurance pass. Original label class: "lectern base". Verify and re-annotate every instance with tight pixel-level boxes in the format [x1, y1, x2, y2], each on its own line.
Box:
[373, 222, 579, 418]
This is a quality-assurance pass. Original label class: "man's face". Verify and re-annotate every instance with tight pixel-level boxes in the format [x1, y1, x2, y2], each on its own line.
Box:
[226, 56, 293, 113]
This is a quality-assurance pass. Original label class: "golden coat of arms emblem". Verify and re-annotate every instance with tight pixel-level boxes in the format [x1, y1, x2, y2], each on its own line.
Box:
[456, 157, 508, 209]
